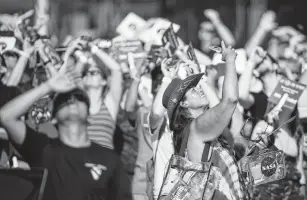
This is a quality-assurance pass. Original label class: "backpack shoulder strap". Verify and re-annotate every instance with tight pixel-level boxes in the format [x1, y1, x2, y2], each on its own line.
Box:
[178, 123, 212, 161]
[201, 142, 211, 162]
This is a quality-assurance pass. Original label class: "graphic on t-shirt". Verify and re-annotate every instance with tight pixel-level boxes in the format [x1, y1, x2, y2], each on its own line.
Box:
[85, 163, 107, 181]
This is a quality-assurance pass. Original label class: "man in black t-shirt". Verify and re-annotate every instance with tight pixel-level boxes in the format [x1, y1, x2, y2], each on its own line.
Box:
[0, 68, 132, 200]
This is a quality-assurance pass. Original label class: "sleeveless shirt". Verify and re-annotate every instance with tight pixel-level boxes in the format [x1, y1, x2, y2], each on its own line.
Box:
[87, 102, 116, 149]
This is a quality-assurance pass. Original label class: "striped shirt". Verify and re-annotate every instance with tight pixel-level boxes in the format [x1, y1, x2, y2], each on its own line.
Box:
[87, 102, 116, 149]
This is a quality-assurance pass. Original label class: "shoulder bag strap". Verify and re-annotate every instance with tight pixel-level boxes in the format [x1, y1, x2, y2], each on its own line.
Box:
[201, 142, 211, 162]
[178, 123, 191, 157]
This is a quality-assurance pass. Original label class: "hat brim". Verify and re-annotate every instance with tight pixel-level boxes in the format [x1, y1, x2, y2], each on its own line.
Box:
[167, 73, 205, 130]
[52, 89, 90, 117]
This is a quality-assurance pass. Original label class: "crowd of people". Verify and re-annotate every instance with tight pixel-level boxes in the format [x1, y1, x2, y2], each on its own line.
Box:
[0, 1, 307, 200]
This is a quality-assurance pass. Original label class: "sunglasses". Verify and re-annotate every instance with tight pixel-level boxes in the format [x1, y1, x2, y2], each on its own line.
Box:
[53, 93, 89, 115]
[83, 70, 101, 77]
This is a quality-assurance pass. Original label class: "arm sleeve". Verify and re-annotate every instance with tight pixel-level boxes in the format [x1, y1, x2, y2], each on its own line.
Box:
[16, 125, 50, 166]
[108, 160, 132, 200]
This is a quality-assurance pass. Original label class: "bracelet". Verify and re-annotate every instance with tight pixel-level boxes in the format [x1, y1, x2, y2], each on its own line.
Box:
[162, 77, 172, 83]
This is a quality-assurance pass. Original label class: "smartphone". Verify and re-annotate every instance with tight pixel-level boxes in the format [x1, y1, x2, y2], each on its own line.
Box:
[0, 31, 17, 53]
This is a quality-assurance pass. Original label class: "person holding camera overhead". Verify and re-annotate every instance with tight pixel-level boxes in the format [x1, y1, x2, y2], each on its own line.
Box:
[62, 37, 123, 150]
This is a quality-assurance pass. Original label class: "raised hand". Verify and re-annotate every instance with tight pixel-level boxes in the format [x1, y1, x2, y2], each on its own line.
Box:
[161, 58, 178, 79]
[23, 38, 35, 55]
[63, 38, 84, 61]
[47, 64, 81, 93]
[273, 26, 302, 39]
[204, 9, 220, 24]
[0, 10, 34, 30]
[259, 11, 277, 32]
[221, 41, 237, 62]
[255, 132, 270, 150]
[249, 47, 267, 65]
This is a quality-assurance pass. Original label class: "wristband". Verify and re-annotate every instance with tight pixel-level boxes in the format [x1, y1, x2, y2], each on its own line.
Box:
[162, 77, 172, 83]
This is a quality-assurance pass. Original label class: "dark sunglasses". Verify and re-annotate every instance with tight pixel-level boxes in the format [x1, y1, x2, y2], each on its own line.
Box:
[53, 93, 89, 115]
[82, 70, 101, 77]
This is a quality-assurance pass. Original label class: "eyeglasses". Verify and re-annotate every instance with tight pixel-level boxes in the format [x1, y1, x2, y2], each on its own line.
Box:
[83, 70, 101, 77]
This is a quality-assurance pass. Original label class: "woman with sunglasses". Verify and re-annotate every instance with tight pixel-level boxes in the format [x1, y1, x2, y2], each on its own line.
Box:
[82, 44, 123, 150]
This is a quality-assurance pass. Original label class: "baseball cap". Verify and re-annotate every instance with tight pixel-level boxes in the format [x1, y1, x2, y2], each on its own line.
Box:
[52, 88, 90, 117]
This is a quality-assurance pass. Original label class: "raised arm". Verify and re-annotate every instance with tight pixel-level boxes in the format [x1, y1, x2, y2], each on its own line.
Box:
[238, 47, 266, 108]
[34, 0, 50, 35]
[0, 64, 79, 146]
[6, 39, 34, 86]
[204, 9, 236, 46]
[124, 57, 147, 115]
[191, 41, 238, 142]
[90, 45, 123, 120]
[245, 11, 277, 56]
[149, 59, 177, 130]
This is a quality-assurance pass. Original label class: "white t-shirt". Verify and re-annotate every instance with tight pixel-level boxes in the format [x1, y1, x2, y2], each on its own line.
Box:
[150, 118, 174, 200]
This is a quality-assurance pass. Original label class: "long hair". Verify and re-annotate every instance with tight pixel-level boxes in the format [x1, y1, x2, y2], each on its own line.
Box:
[172, 96, 194, 154]
[88, 54, 111, 100]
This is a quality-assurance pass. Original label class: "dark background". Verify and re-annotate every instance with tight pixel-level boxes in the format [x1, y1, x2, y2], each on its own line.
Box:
[0, 0, 306, 47]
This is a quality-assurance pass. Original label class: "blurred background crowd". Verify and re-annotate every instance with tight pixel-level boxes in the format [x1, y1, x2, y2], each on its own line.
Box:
[0, 0, 307, 200]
